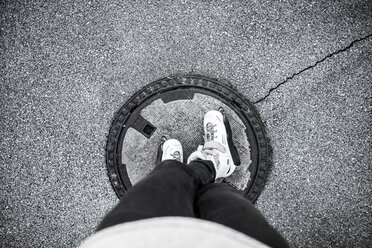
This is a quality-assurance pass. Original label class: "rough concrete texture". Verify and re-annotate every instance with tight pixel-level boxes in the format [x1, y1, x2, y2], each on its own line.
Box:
[122, 94, 251, 188]
[1, 0, 371, 247]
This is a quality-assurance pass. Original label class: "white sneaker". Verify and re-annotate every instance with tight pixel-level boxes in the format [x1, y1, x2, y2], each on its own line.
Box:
[160, 137, 183, 163]
[187, 110, 236, 179]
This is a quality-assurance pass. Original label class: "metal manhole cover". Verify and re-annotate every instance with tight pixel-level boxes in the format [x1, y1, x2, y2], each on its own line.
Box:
[106, 75, 269, 203]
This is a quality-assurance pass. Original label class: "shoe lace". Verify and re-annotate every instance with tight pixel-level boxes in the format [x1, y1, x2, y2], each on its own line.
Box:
[202, 141, 226, 165]
[171, 151, 181, 162]
[206, 123, 218, 141]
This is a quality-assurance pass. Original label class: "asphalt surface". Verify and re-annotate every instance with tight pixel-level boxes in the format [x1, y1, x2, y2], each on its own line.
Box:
[1, 0, 371, 247]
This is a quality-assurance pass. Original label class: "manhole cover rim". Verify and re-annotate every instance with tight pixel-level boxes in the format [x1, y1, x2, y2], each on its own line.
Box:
[106, 75, 269, 203]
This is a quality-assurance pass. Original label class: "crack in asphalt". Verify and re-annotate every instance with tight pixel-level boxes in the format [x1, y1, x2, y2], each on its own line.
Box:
[254, 33, 372, 104]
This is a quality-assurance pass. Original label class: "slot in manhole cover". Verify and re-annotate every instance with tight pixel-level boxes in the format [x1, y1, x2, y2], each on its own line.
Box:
[106, 75, 269, 203]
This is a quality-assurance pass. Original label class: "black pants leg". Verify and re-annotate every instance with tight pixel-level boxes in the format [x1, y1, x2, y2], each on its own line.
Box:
[196, 183, 289, 248]
[97, 160, 288, 248]
[96, 159, 215, 231]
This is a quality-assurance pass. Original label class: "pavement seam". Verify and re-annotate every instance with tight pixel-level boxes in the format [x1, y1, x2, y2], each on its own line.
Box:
[254, 33, 372, 104]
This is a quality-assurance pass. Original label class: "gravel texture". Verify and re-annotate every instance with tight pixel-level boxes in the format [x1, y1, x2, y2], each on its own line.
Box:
[1, 0, 371, 247]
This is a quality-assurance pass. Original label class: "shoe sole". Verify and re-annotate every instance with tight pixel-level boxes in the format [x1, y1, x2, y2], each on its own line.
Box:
[218, 107, 241, 167]
[156, 136, 168, 165]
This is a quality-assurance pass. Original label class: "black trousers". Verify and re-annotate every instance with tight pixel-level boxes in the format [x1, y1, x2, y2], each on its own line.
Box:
[97, 160, 288, 248]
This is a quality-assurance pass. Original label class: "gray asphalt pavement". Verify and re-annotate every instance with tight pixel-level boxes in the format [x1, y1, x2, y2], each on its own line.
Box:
[1, 0, 371, 247]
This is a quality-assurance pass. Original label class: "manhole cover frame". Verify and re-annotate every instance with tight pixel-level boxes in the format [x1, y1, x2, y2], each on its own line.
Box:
[106, 75, 269, 203]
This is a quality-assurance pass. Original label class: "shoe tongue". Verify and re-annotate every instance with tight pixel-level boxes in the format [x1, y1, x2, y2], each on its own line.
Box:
[203, 141, 226, 153]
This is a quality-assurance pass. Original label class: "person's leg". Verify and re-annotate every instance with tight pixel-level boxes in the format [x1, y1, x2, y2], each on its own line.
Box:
[96, 159, 215, 231]
[196, 183, 289, 248]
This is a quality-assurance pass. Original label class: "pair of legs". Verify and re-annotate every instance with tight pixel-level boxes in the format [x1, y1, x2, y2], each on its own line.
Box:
[97, 159, 288, 248]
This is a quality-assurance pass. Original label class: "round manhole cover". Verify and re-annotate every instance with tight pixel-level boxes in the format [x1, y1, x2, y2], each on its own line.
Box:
[106, 75, 269, 203]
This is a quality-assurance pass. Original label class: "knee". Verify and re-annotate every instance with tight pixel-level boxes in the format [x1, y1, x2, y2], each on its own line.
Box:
[157, 159, 184, 168]
[199, 182, 241, 196]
